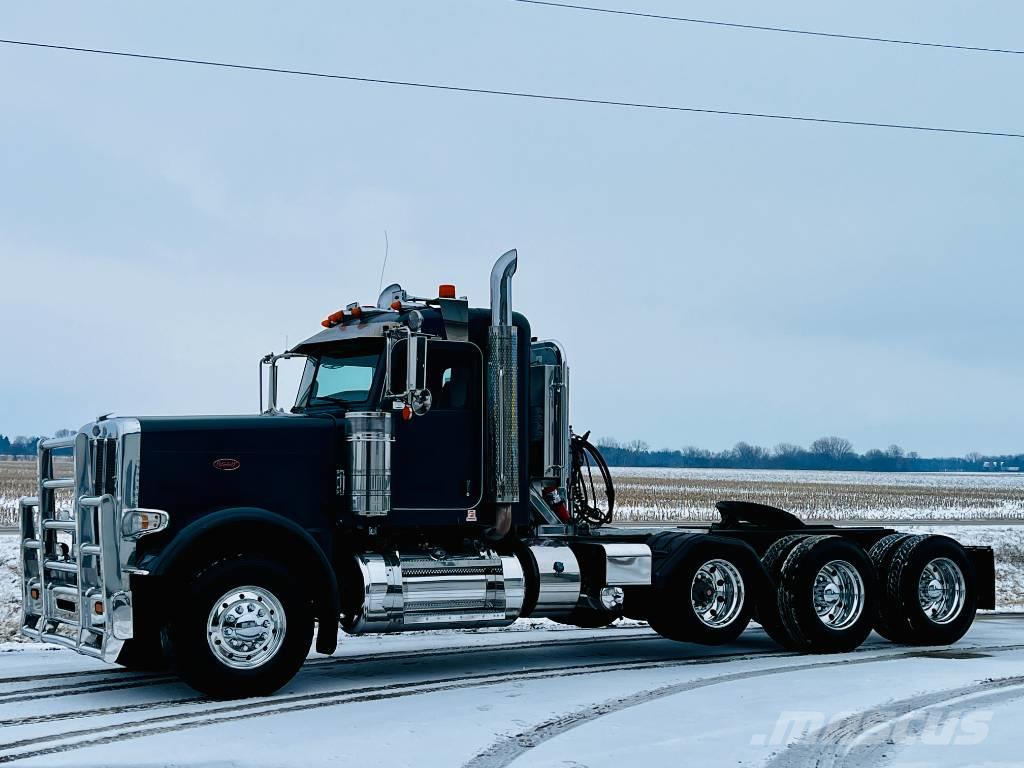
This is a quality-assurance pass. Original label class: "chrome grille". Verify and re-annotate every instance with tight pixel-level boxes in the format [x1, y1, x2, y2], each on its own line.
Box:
[18, 420, 144, 663]
[93, 438, 117, 496]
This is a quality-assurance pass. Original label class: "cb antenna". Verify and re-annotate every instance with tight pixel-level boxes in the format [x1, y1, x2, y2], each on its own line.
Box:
[377, 230, 389, 293]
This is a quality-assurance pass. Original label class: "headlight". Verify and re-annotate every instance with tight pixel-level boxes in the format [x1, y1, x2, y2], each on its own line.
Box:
[121, 508, 169, 539]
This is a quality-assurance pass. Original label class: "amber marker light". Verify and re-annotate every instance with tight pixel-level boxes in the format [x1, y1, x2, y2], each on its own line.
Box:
[321, 309, 345, 327]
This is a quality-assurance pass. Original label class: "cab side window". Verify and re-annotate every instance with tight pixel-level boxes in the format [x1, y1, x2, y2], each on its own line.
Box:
[427, 345, 477, 411]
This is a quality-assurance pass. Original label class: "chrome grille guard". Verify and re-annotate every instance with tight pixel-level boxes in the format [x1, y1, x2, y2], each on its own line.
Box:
[18, 419, 166, 662]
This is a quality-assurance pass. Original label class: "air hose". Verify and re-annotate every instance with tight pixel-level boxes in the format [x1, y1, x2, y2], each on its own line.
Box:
[569, 429, 615, 527]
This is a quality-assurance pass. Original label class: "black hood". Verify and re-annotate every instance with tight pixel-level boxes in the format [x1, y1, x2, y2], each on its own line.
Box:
[136, 414, 339, 546]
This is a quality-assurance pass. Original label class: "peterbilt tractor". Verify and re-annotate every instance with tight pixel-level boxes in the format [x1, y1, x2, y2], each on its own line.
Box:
[19, 250, 995, 698]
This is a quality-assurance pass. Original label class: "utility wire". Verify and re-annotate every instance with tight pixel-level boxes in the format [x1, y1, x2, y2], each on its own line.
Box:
[1, 38, 1022, 139]
[510, 0, 1024, 56]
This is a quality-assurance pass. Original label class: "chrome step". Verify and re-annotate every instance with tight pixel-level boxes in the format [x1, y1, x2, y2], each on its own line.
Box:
[50, 585, 79, 601]
[42, 520, 76, 532]
[43, 559, 78, 574]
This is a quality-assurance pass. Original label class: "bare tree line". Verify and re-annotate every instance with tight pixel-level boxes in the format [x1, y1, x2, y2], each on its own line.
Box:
[597, 436, 1020, 473]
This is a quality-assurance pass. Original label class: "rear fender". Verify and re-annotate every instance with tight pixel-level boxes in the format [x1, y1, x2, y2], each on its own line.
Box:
[965, 546, 996, 610]
[647, 530, 768, 601]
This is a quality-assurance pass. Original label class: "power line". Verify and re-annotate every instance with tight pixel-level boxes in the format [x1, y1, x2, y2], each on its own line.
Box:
[510, 0, 1024, 56]
[1, 37, 1022, 139]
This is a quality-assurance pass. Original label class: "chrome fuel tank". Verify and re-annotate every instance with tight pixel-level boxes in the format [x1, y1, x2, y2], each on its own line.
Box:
[344, 550, 525, 633]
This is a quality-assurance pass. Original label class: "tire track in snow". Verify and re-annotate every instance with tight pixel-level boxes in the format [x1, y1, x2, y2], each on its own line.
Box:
[763, 675, 1024, 768]
[0, 645, 806, 763]
[462, 643, 1024, 768]
[4, 636, 1021, 761]
[0, 638, 737, 737]
[1, 615, 1016, 696]
[0, 629, 660, 703]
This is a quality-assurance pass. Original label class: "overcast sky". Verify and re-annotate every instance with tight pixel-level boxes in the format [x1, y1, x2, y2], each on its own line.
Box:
[1, 1, 1022, 456]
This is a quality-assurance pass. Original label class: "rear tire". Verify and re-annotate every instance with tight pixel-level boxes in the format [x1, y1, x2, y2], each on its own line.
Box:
[770, 536, 877, 653]
[867, 533, 913, 642]
[879, 535, 977, 646]
[166, 556, 313, 699]
[648, 539, 760, 645]
[756, 534, 808, 646]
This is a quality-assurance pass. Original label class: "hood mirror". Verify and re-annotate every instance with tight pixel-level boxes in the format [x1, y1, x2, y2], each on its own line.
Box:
[410, 388, 432, 416]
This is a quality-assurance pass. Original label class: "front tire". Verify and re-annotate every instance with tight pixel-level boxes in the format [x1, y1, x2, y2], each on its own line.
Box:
[115, 629, 167, 671]
[166, 556, 313, 698]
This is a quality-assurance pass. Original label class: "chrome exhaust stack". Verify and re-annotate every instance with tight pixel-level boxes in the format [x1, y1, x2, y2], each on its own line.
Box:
[486, 250, 520, 534]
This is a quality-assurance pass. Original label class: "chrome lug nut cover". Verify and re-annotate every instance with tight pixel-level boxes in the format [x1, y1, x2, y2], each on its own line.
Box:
[207, 586, 287, 670]
[917, 557, 966, 625]
[690, 559, 745, 628]
[813, 560, 865, 630]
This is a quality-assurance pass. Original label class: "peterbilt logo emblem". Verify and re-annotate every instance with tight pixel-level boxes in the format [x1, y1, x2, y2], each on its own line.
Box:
[213, 458, 241, 471]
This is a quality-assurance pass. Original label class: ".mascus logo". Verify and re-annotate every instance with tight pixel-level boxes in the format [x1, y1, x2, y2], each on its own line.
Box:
[213, 458, 241, 471]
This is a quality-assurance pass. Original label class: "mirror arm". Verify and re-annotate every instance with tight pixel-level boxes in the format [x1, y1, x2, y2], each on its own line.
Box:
[261, 351, 305, 415]
[406, 328, 417, 397]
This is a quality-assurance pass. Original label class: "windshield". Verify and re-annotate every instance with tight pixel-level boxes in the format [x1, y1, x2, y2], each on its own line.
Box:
[295, 341, 382, 409]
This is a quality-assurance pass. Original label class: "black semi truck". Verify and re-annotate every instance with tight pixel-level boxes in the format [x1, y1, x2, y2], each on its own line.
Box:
[19, 250, 995, 698]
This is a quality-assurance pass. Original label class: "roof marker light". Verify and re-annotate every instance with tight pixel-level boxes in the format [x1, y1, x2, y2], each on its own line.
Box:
[438, 284, 456, 299]
[321, 309, 345, 328]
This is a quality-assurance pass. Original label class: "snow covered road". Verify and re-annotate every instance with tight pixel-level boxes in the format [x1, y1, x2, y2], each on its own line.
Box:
[0, 617, 1022, 767]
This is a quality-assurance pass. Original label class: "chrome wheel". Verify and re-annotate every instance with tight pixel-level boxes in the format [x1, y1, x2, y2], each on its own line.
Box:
[691, 559, 745, 628]
[813, 560, 865, 630]
[207, 586, 287, 670]
[918, 557, 966, 625]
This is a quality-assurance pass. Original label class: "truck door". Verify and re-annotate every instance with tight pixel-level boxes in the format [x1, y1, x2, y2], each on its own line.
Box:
[391, 340, 483, 513]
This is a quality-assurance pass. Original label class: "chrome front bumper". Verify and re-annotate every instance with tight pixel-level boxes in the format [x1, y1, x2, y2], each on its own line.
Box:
[18, 419, 166, 663]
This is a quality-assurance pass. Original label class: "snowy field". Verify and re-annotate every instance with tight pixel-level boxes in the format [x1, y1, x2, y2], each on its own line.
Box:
[0, 615, 1022, 766]
[610, 467, 1024, 522]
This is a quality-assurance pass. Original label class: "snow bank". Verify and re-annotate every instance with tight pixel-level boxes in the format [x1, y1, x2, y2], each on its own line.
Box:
[0, 537, 22, 643]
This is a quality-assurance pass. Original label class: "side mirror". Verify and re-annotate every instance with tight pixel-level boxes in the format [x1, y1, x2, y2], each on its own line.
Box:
[387, 330, 432, 416]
